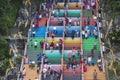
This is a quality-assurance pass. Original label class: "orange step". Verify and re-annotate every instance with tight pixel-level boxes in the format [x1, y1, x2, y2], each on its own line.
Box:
[84, 65, 104, 80]
[23, 64, 39, 80]
[39, 18, 48, 26]
[82, 18, 95, 26]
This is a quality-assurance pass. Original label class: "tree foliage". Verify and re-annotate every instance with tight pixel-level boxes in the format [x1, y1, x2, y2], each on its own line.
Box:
[0, 0, 22, 35]
[104, 0, 120, 18]
[0, 0, 22, 76]
[109, 30, 120, 44]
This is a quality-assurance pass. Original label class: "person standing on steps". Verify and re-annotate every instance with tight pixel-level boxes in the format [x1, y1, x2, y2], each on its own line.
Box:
[93, 69, 97, 80]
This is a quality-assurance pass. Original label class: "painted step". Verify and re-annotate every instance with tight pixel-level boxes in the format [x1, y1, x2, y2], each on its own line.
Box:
[39, 18, 48, 26]
[23, 64, 39, 80]
[84, 65, 104, 80]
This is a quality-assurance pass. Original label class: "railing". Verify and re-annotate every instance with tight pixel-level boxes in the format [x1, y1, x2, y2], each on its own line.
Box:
[39, 8, 52, 80]
[60, 11, 65, 80]
[96, 0, 106, 80]
[18, 17, 34, 80]
[80, 0, 84, 80]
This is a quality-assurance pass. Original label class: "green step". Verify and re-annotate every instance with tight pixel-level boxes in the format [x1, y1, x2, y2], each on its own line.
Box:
[28, 38, 44, 51]
[82, 38, 100, 51]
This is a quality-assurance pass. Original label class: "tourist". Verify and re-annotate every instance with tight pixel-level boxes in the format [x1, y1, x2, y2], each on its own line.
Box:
[72, 47, 76, 58]
[87, 56, 92, 66]
[59, 41, 62, 54]
[91, 49, 94, 57]
[53, 26, 57, 33]
[94, 41, 97, 50]
[93, 69, 97, 80]
[72, 30, 75, 39]
[47, 29, 50, 37]
[40, 40, 44, 50]
[102, 43, 105, 54]
[68, 51, 71, 61]
[82, 30, 85, 39]
[87, 4, 90, 10]
[34, 41, 38, 49]
[32, 31, 36, 37]
[77, 48, 81, 59]
[91, 59, 95, 66]
[50, 41, 54, 52]
[44, 56, 48, 64]
[56, 42, 59, 49]
[69, 18, 72, 26]
[51, 33, 55, 40]
[76, 2, 78, 7]
[85, 31, 88, 39]
[83, 65, 87, 72]
[87, 17, 90, 26]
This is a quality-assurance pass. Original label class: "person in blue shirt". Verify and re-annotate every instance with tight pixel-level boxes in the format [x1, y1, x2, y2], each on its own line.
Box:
[87, 17, 90, 26]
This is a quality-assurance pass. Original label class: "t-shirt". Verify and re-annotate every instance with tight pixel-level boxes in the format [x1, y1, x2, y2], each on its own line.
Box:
[34, 42, 38, 46]
[53, 26, 56, 30]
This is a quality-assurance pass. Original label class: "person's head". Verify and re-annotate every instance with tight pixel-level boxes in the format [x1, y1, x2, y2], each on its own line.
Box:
[94, 69, 96, 71]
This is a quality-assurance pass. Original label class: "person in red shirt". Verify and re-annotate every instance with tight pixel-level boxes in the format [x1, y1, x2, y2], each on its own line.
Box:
[83, 65, 87, 72]
[35, 22, 39, 29]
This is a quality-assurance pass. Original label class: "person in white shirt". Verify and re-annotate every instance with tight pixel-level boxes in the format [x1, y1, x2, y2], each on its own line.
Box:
[87, 56, 92, 66]
[32, 31, 36, 37]
[85, 25, 88, 31]
[43, 3, 46, 11]
[39, 14, 42, 20]
[99, 22, 102, 30]
[69, 18, 72, 25]
[74, 21, 77, 26]
[93, 15, 97, 21]
[85, 32, 88, 39]
[98, 13, 101, 18]
[32, 24, 35, 28]
[56, 42, 59, 49]
[82, 30, 85, 39]
[34, 41, 38, 49]
[102, 43, 105, 53]
[87, 4, 90, 10]
[91, 0, 95, 9]
[53, 26, 57, 33]
[52, 10, 55, 15]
